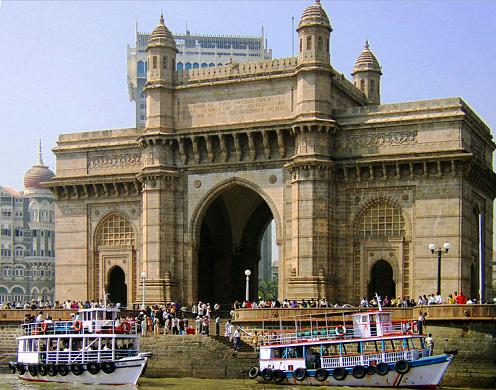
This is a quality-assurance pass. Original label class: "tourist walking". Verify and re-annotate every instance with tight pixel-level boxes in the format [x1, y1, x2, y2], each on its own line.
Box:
[215, 316, 221, 336]
[224, 319, 232, 340]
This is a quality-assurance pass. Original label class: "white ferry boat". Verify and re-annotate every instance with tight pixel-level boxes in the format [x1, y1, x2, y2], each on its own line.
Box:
[8, 306, 151, 385]
[247, 309, 456, 388]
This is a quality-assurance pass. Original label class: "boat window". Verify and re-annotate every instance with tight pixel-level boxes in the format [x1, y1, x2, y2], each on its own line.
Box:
[287, 346, 303, 358]
[273, 348, 282, 358]
[410, 338, 418, 349]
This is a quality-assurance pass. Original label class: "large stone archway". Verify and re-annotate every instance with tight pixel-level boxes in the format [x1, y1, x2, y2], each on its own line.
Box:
[195, 184, 274, 304]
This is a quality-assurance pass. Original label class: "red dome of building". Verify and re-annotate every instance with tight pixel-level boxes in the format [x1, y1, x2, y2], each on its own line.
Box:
[24, 142, 55, 190]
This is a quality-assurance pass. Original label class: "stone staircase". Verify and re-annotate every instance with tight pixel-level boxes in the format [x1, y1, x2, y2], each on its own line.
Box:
[141, 334, 258, 379]
[209, 335, 254, 353]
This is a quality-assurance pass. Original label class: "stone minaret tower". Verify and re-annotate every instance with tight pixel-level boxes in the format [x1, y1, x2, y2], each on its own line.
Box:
[297, 0, 332, 66]
[352, 40, 382, 105]
[144, 14, 178, 133]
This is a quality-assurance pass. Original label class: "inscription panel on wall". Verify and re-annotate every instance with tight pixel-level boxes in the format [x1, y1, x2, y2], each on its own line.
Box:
[87, 151, 142, 174]
[176, 80, 294, 129]
[336, 129, 418, 157]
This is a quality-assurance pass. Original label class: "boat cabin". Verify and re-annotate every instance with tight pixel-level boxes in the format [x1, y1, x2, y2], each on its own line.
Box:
[352, 311, 394, 338]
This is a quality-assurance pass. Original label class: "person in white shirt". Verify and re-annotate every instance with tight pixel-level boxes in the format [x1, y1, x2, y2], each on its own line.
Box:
[435, 293, 442, 304]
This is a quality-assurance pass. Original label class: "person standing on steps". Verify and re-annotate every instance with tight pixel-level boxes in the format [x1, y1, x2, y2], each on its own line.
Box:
[233, 326, 241, 350]
[215, 316, 221, 336]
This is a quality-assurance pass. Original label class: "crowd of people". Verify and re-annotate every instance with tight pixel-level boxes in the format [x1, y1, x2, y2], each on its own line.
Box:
[359, 291, 478, 308]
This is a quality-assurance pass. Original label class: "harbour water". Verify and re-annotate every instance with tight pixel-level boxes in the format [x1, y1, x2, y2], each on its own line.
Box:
[0, 375, 472, 390]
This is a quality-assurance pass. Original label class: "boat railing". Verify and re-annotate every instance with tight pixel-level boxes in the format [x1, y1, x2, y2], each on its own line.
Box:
[321, 349, 415, 368]
[260, 320, 417, 346]
[18, 348, 138, 365]
[21, 320, 138, 336]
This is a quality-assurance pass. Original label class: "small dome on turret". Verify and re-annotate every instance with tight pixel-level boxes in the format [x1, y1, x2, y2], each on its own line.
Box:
[352, 40, 382, 75]
[24, 142, 54, 190]
[147, 13, 177, 50]
[298, 0, 332, 32]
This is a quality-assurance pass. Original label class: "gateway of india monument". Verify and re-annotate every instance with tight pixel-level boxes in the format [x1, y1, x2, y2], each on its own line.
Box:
[49, 0, 495, 307]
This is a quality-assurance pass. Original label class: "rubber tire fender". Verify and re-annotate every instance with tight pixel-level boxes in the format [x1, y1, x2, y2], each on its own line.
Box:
[101, 361, 115, 374]
[71, 363, 84, 376]
[332, 367, 347, 381]
[315, 367, 328, 381]
[58, 365, 69, 376]
[272, 369, 285, 383]
[376, 362, 390, 376]
[87, 362, 100, 375]
[38, 363, 48, 376]
[47, 363, 58, 377]
[366, 365, 376, 375]
[293, 367, 307, 381]
[352, 365, 366, 379]
[394, 359, 410, 374]
[9, 362, 16, 374]
[261, 368, 273, 381]
[28, 364, 38, 377]
[247, 366, 259, 379]
[16, 363, 26, 375]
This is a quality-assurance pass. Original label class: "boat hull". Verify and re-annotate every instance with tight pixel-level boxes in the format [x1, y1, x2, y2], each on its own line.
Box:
[255, 354, 453, 388]
[15, 355, 148, 385]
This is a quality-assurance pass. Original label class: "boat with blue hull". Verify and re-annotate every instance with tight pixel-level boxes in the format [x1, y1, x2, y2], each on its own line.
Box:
[247, 309, 455, 388]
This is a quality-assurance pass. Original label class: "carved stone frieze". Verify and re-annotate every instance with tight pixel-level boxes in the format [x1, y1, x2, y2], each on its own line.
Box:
[343, 130, 417, 149]
[88, 153, 142, 170]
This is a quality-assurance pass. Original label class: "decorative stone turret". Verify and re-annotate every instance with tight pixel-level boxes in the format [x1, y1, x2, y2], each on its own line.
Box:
[144, 14, 178, 133]
[352, 40, 382, 105]
[297, 0, 332, 66]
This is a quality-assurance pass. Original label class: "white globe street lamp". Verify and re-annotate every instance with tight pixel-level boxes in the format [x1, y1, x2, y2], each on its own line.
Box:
[141, 271, 147, 309]
[244, 269, 252, 302]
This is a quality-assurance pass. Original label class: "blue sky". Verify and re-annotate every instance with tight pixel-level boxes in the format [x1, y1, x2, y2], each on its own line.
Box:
[0, 0, 495, 190]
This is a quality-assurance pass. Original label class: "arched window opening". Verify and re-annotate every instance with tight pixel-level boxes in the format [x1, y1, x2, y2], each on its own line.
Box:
[97, 214, 135, 247]
[152, 56, 158, 69]
[193, 63, 199, 69]
[306, 36, 312, 50]
[177, 62, 184, 71]
[201, 63, 208, 68]
[185, 63, 192, 70]
[358, 201, 405, 238]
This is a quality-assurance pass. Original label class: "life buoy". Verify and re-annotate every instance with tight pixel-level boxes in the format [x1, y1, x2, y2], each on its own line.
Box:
[248, 366, 259, 379]
[366, 365, 376, 375]
[293, 367, 307, 381]
[335, 325, 346, 337]
[8, 362, 16, 374]
[315, 368, 328, 381]
[72, 320, 82, 333]
[47, 363, 58, 376]
[71, 363, 84, 376]
[87, 362, 100, 375]
[376, 362, 389, 376]
[58, 364, 69, 376]
[16, 363, 26, 375]
[101, 361, 115, 374]
[332, 367, 347, 381]
[28, 364, 38, 377]
[121, 321, 131, 333]
[272, 369, 285, 383]
[40, 322, 48, 333]
[261, 368, 273, 381]
[352, 365, 366, 379]
[38, 363, 48, 376]
[395, 360, 410, 374]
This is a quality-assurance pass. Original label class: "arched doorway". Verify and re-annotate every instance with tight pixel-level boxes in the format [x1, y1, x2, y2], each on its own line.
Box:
[369, 260, 396, 299]
[197, 184, 274, 304]
[108, 266, 127, 307]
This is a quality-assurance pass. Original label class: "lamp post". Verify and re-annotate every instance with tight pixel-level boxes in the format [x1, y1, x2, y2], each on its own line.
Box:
[244, 269, 251, 302]
[428, 242, 450, 295]
[141, 271, 147, 309]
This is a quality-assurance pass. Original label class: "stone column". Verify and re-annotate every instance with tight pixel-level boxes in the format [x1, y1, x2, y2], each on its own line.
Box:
[285, 120, 334, 299]
[139, 171, 177, 305]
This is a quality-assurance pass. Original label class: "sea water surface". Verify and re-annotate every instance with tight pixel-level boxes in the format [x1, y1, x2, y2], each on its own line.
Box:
[0, 375, 471, 390]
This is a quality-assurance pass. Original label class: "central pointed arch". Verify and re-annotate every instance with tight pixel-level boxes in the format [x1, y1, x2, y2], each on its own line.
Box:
[189, 177, 282, 304]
